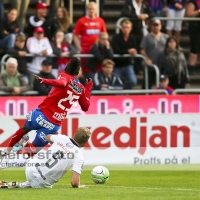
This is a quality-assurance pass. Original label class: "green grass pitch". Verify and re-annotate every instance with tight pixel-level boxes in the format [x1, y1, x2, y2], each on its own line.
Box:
[0, 165, 200, 200]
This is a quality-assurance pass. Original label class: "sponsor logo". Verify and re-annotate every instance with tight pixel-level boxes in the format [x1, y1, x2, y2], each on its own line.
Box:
[89, 22, 99, 26]
[26, 111, 32, 121]
[57, 142, 70, 154]
[69, 117, 190, 155]
[69, 80, 82, 94]
[36, 115, 55, 130]
[66, 143, 74, 149]
[53, 112, 66, 121]
[86, 29, 100, 35]
[40, 132, 47, 142]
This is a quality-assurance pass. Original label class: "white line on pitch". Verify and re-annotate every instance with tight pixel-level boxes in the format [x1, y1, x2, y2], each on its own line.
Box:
[86, 185, 200, 192]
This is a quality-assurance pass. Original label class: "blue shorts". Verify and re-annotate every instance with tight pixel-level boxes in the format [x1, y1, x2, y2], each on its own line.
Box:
[25, 108, 60, 147]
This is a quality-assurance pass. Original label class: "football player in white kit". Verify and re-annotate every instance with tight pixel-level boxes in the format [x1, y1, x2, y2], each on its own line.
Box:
[0, 127, 91, 189]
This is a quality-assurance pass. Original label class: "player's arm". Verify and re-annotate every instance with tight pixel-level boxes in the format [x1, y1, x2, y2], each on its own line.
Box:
[78, 79, 93, 112]
[33, 74, 67, 88]
[71, 171, 80, 188]
[45, 134, 55, 144]
[71, 157, 86, 188]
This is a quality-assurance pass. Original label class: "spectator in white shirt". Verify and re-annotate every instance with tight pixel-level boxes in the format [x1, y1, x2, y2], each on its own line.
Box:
[26, 27, 53, 85]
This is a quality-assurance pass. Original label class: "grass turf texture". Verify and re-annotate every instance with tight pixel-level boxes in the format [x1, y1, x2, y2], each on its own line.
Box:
[0, 165, 200, 200]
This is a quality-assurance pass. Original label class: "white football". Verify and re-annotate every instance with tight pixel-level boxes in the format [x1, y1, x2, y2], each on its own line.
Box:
[91, 166, 109, 184]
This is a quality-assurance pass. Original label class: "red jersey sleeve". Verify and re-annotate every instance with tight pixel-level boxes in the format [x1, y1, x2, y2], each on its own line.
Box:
[78, 87, 91, 112]
[78, 79, 92, 111]
[73, 18, 82, 35]
[100, 18, 107, 32]
[41, 74, 67, 88]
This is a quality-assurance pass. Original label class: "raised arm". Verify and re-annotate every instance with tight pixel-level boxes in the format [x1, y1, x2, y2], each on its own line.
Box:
[33, 74, 67, 88]
[78, 79, 93, 111]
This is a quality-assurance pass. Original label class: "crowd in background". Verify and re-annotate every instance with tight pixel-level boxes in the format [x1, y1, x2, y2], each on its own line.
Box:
[0, 0, 199, 95]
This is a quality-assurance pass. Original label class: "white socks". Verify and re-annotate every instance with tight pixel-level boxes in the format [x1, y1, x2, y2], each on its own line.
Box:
[19, 181, 31, 188]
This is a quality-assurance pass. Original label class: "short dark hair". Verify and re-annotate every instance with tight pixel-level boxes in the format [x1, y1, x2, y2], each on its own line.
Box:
[65, 58, 80, 76]
[42, 59, 52, 66]
[160, 74, 168, 82]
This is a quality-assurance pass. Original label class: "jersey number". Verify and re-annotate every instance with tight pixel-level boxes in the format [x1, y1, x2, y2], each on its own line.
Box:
[45, 150, 64, 169]
[58, 90, 80, 111]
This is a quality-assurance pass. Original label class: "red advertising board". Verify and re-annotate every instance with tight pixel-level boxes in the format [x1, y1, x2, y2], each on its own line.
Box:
[0, 95, 199, 116]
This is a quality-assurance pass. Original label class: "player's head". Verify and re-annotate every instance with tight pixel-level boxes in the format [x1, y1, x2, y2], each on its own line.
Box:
[65, 58, 81, 76]
[73, 127, 91, 147]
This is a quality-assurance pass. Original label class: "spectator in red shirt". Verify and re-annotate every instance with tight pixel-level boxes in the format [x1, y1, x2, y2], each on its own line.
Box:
[73, 2, 107, 72]
[51, 30, 77, 78]
[156, 74, 174, 94]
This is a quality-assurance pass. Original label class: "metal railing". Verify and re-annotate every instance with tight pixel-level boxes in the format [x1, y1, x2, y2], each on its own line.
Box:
[2, 88, 200, 96]
[173, 89, 200, 95]
[0, 89, 168, 96]
[0, 91, 39, 96]
[92, 89, 168, 95]
[0, 53, 160, 90]
[116, 17, 200, 33]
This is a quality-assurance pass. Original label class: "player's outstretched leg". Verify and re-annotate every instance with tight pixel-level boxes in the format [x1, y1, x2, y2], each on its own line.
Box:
[0, 181, 19, 188]
[0, 126, 29, 160]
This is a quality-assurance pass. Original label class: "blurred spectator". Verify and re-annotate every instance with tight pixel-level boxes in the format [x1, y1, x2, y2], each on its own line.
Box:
[42, 0, 60, 20]
[11, 0, 30, 31]
[33, 59, 55, 95]
[147, 0, 167, 17]
[27, 2, 50, 38]
[0, 8, 19, 49]
[121, 0, 155, 49]
[85, 32, 113, 81]
[7, 34, 31, 84]
[0, 58, 31, 95]
[158, 36, 189, 89]
[50, 7, 73, 42]
[73, 2, 106, 72]
[185, 0, 200, 74]
[112, 19, 137, 89]
[140, 19, 168, 89]
[156, 74, 174, 94]
[93, 59, 123, 90]
[51, 29, 77, 78]
[85, 0, 105, 18]
[0, 0, 4, 21]
[26, 27, 53, 85]
[165, 0, 186, 43]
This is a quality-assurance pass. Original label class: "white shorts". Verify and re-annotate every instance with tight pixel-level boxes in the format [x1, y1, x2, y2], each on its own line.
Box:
[25, 162, 52, 188]
[166, 8, 185, 31]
